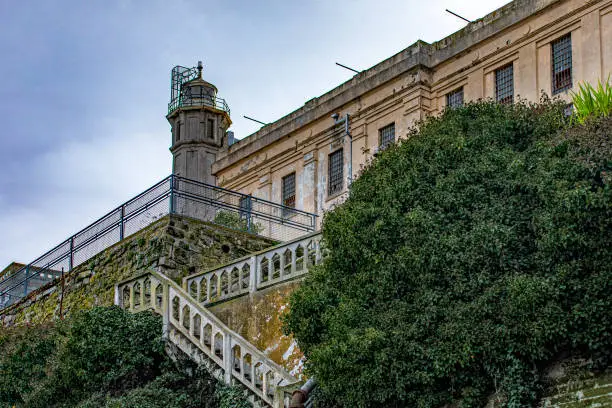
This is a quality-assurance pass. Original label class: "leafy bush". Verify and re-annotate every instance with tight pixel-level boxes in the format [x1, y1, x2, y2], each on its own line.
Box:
[0, 306, 249, 408]
[284, 100, 611, 407]
[214, 210, 263, 234]
[0, 325, 57, 405]
[571, 77, 612, 124]
[25, 306, 167, 407]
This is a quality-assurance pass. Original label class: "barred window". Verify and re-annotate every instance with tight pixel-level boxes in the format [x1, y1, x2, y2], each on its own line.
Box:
[495, 64, 514, 105]
[282, 173, 296, 209]
[328, 149, 344, 196]
[446, 87, 464, 108]
[379, 123, 395, 150]
[552, 34, 572, 94]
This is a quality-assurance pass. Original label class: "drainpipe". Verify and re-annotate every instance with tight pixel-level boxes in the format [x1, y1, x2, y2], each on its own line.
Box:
[290, 378, 317, 408]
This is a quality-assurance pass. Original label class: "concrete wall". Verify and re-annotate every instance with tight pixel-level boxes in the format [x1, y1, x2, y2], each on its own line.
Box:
[210, 0, 612, 226]
[208, 280, 304, 377]
[0, 215, 274, 327]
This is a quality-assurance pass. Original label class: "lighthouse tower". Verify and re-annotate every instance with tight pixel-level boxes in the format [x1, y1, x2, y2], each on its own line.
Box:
[167, 61, 231, 185]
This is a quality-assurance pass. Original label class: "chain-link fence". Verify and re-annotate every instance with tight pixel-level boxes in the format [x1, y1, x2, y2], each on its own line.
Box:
[0, 175, 317, 310]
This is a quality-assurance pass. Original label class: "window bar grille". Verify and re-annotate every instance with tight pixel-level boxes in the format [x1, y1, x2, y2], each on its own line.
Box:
[379, 123, 395, 150]
[328, 149, 344, 196]
[446, 87, 464, 108]
[495, 64, 514, 105]
[282, 173, 296, 209]
[552, 33, 572, 94]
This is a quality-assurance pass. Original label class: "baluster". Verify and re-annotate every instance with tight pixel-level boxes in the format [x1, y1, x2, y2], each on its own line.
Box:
[262, 367, 269, 400]
[162, 282, 170, 339]
[207, 276, 212, 301]
[200, 320, 205, 347]
[196, 278, 201, 302]
[249, 255, 257, 293]
[291, 245, 297, 274]
[129, 285, 135, 310]
[114, 284, 120, 306]
[189, 312, 195, 339]
[139, 279, 145, 308]
[223, 334, 232, 384]
[268, 258, 273, 282]
[250, 358, 256, 389]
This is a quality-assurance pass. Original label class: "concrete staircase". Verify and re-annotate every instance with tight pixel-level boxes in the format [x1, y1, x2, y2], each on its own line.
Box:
[115, 233, 323, 408]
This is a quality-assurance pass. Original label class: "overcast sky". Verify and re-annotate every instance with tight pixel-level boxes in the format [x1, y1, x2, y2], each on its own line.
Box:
[0, 0, 509, 268]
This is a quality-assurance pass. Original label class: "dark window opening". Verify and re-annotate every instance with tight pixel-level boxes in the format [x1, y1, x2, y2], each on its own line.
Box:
[446, 87, 464, 108]
[379, 123, 396, 150]
[495, 64, 514, 105]
[176, 123, 181, 142]
[328, 149, 344, 196]
[552, 33, 572, 94]
[207, 119, 215, 139]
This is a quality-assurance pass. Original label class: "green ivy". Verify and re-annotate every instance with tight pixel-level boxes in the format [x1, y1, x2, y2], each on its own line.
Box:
[284, 100, 611, 407]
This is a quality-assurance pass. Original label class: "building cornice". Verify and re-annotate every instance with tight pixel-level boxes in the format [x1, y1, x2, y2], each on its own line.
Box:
[213, 0, 567, 174]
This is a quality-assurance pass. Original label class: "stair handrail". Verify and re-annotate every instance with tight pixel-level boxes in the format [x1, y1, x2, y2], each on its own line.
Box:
[115, 268, 298, 403]
[182, 232, 323, 306]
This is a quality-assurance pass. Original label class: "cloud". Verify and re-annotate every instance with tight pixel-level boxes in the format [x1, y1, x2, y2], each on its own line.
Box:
[0, 132, 170, 267]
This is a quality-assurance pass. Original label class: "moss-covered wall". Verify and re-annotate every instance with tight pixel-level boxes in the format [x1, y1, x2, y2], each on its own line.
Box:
[208, 280, 304, 377]
[1, 215, 274, 327]
[537, 360, 612, 408]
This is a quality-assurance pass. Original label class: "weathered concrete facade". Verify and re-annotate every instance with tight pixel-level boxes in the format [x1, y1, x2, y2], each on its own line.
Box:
[187, 0, 611, 226]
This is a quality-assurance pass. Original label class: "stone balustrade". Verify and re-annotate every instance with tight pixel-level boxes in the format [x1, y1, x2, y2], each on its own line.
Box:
[115, 269, 298, 407]
[183, 232, 323, 306]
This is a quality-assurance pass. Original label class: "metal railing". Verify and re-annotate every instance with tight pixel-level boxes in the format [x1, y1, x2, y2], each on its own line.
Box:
[168, 94, 230, 116]
[0, 175, 317, 310]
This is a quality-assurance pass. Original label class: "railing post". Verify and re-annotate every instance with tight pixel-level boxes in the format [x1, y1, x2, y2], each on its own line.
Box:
[68, 237, 74, 272]
[23, 265, 30, 297]
[245, 195, 252, 233]
[249, 255, 258, 293]
[169, 175, 176, 214]
[119, 205, 125, 241]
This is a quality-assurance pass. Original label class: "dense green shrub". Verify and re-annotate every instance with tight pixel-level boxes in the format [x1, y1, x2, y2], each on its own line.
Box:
[285, 100, 611, 407]
[0, 325, 57, 405]
[0, 306, 249, 408]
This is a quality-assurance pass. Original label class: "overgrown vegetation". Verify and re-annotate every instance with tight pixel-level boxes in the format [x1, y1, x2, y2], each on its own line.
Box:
[214, 210, 263, 234]
[285, 100, 611, 407]
[0, 306, 248, 408]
